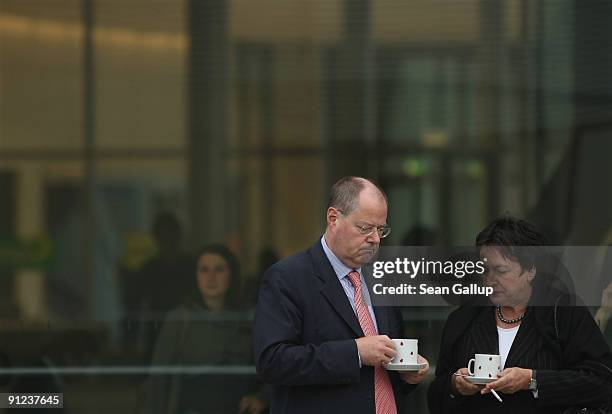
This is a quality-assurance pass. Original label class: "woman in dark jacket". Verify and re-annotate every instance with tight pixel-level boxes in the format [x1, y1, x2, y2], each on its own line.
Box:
[428, 217, 612, 414]
[143, 244, 267, 414]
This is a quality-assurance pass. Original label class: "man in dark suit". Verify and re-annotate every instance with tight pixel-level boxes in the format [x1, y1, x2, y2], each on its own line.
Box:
[254, 176, 429, 414]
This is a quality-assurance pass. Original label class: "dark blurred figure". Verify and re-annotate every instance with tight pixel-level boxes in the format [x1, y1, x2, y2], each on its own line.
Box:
[243, 248, 279, 307]
[401, 225, 440, 246]
[400, 225, 448, 304]
[123, 212, 193, 358]
[142, 244, 268, 414]
[139, 212, 194, 314]
[7, 330, 100, 414]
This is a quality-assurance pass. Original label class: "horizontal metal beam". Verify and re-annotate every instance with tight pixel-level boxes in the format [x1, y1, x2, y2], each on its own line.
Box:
[0, 365, 257, 376]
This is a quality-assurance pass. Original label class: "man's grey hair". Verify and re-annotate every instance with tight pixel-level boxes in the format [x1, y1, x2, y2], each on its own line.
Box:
[327, 176, 387, 215]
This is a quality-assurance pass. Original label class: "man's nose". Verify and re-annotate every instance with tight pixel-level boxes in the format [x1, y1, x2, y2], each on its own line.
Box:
[368, 231, 381, 244]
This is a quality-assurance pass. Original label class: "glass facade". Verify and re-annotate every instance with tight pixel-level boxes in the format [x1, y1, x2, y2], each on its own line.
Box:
[1, 0, 611, 412]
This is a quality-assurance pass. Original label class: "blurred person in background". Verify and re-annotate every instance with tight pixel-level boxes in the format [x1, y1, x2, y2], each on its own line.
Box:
[428, 216, 612, 414]
[142, 244, 267, 414]
[123, 212, 193, 359]
[243, 248, 279, 307]
[135, 212, 193, 316]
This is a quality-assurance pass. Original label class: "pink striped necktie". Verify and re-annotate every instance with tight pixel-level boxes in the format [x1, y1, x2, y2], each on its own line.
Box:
[347, 270, 397, 414]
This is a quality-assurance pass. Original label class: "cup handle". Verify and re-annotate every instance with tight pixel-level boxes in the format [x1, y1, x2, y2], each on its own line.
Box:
[467, 358, 475, 376]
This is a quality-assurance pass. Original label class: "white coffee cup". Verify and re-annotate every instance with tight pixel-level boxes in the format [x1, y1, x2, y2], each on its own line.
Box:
[467, 354, 501, 379]
[390, 339, 418, 365]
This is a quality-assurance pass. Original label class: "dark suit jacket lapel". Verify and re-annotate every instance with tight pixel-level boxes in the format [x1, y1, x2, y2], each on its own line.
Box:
[470, 309, 499, 356]
[310, 241, 364, 337]
[504, 310, 538, 368]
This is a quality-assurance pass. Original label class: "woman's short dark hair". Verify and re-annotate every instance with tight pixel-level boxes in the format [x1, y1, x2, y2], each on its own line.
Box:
[194, 244, 242, 310]
[476, 216, 548, 272]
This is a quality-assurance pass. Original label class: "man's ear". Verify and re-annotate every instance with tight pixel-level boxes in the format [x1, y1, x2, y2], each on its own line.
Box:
[327, 207, 339, 227]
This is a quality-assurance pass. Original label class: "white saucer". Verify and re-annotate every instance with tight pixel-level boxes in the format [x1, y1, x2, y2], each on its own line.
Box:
[384, 362, 427, 372]
[465, 376, 496, 385]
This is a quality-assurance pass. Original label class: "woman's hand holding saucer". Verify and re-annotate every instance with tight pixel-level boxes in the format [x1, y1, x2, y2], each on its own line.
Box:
[451, 368, 482, 396]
